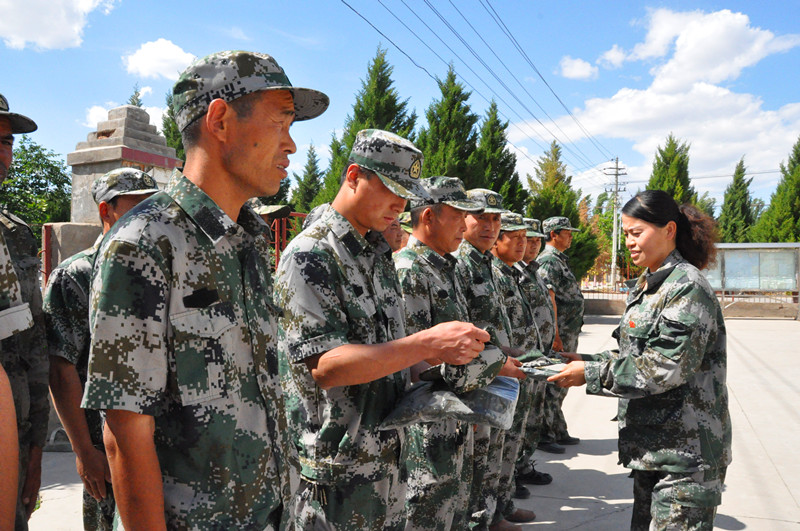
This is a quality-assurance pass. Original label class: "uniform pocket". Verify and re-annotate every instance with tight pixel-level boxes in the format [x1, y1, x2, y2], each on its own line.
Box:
[169, 301, 236, 405]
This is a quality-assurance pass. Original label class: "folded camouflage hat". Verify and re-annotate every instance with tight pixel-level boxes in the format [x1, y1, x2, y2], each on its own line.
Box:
[398, 211, 412, 233]
[524, 217, 546, 238]
[542, 216, 580, 234]
[246, 198, 292, 219]
[349, 129, 428, 201]
[172, 50, 330, 131]
[465, 188, 506, 214]
[500, 212, 528, 232]
[92, 168, 160, 204]
[410, 176, 483, 212]
[0, 94, 37, 134]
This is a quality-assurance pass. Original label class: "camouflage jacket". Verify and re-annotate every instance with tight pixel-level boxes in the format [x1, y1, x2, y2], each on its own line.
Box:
[0, 211, 49, 448]
[82, 175, 287, 529]
[275, 208, 408, 485]
[452, 240, 512, 348]
[583, 250, 732, 473]
[492, 257, 543, 362]
[43, 239, 104, 446]
[515, 260, 556, 354]
[394, 236, 504, 393]
[537, 245, 584, 341]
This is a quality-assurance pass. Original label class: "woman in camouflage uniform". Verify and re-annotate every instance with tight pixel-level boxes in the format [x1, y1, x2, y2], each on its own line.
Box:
[549, 190, 731, 530]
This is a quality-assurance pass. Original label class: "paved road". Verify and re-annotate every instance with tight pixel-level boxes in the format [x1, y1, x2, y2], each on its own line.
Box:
[29, 316, 800, 530]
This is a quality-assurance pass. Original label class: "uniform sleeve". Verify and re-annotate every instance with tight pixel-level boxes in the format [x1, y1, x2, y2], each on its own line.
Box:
[26, 279, 49, 447]
[43, 268, 89, 366]
[274, 249, 350, 363]
[536, 257, 557, 291]
[395, 264, 433, 335]
[82, 239, 169, 415]
[584, 280, 716, 399]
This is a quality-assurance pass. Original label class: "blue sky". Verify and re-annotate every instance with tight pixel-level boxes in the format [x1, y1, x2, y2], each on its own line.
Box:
[2, 0, 799, 212]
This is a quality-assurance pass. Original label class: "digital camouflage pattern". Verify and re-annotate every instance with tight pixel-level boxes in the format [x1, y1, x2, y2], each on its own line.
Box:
[90, 167, 159, 204]
[349, 129, 427, 201]
[0, 211, 49, 531]
[465, 188, 506, 213]
[582, 250, 732, 476]
[542, 216, 579, 234]
[275, 208, 408, 530]
[523, 217, 546, 238]
[395, 236, 504, 530]
[172, 50, 329, 131]
[83, 175, 288, 529]
[0, 228, 31, 340]
[409, 176, 483, 212]
[498, 212, 527, 232]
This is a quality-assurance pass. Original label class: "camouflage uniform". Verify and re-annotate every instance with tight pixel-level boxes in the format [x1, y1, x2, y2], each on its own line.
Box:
[82, 175, 288, 529]
[582, 250, 731, 530]
[395, 232, 504, 531]
[0, 211, 49, 531]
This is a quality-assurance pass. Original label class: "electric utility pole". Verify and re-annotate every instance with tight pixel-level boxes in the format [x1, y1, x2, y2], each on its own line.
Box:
[603, 158, 627, 289]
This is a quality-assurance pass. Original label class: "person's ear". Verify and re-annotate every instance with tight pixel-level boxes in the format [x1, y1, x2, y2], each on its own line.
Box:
[98, 201, 112, 224]
[665, 220, 677, 241]
[344, 164, 361, 192]
[205, 99, 234, 143]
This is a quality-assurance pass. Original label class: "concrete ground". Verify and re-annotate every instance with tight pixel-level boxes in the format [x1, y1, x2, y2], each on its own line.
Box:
[29, 316, 800, 530]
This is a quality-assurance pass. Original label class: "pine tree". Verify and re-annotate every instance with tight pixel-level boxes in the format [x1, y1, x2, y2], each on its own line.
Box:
[526, 141, 599, 280]
[647, 134, 694, 204]
[128, 83, 144, 107]
[718, 157, 755, 242]
[162, 91, 185, 162]
[312, 47, 417, 208]
[751, 135, 800, 242]
[416, 66, 480, 186]
[474, 101, 528, 212]
[292, 144, 323, 213]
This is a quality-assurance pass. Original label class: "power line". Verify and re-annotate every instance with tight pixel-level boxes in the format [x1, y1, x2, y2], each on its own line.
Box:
[626, 169, 782, 184]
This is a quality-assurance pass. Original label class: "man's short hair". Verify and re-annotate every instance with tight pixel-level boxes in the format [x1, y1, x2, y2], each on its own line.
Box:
[410, 204, 442, 228]
[180, 91, 260, 150]
[339, 160, 375, 186]
[544, 229, 561, 242]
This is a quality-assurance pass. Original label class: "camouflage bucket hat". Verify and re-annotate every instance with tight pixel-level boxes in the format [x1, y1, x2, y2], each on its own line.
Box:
[466, 188, 506, 213]
[523, 217, 546, 238]
[172, 50, 330, 131]
[398, 211, 412, 233]
[0, 94, 37, 134]
[542, 216, 580, 234]
[92, 168, 160, 204]
[349, 129, 428, 201]
[410, 176, 483, 212]
[500, 212, 528, 232]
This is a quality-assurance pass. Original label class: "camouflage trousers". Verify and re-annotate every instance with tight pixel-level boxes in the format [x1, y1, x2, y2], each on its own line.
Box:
[14, 437, 29, 531]
[631, 468, 726, 531]
[543, 331, 579, 441]
[293, 468, 405, 531]
[517, 381, 548, 472]
[496, 378, 537, 520]
[403, 419, 473, 531]
[469, 424, 505, 530]
[82, 482, 115, 531]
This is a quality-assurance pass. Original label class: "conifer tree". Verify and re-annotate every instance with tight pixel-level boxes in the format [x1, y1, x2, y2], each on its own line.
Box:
[312, 47, 416, 208]
[751, 135, 800, 242]
[162, 91, 185, 162]
[647, 134, 694, 204]
[718, 157, 755, 242]
[292, 144, 323, 213]
[128, 83, 144, 107]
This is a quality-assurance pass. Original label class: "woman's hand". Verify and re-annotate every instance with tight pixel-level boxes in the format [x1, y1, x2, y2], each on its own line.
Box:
[547, 359, 586, 388]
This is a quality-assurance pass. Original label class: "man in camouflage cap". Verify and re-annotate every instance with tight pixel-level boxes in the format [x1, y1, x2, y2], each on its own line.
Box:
[0, 93, 49, 531]
[536, 216, 584, 452]
[275, 134, 489, 530]
[82, 50, 327, 529]
[45, 168, 157, 530]
[395, 177, 509, 530]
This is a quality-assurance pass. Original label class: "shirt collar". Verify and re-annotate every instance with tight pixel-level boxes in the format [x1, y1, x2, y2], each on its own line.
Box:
[637, 249, 683, 293]
[324, 208, 392, 258]
[408, 236, 456, 272]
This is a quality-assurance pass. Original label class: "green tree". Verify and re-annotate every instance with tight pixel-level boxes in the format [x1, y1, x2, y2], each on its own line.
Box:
[474, 101, 528, 212]
[128, 83, 144, 107]
[162, 91, 185, 162]
[416, 66, 480, 186]
[292, 144, 323, 213]
[1, 136, 71, 246]
[694, 191, 717, 218]
[526, 141, 599, 280]
[647, 134, 694, 204]
[751, 135, 800, 242]
[718, 157, 755, 242]
[312, 46, 417, 208]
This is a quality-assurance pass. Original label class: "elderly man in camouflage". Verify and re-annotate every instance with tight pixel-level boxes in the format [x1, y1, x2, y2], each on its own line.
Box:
[45, 168, 157, 530]
[536, 216, 583, 452]
[275, 130, 489, 531]
[0, 94, 49, 531]
[394, 176, 510, 530]
[82, 50, 329, 529]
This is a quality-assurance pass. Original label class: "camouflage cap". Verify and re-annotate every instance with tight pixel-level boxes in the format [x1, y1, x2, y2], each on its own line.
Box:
[398, 211, 412, 233]
[500, 212, 528, 232]
[410, 176, 483, 212]
[91, 168, 160, 204]
[0, 94, 37, 134]
[465, 188, 506, 213]
[349, 129, 427, 201]
[523, 217, 546, 238]
[172, 50, 330, 131]
[246, 198, 292, 219]
[542, 216, 580, 234]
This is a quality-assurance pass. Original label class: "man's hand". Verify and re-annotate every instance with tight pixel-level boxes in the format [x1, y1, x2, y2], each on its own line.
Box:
[424, 321, 490, 366]
[498, 356, 526, 380]
[22, 445, 42, 519]
[552, 335, 564, 352]
[77, 447, 112, 501]
[500, 346, 524, 358]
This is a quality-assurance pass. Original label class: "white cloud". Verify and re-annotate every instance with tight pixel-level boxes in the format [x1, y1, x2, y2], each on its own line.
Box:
[559, 56, 598, 80]
[224, 26, 250, 41]
[0, 0, 117, 49]
[143, 106, 166, 133]
[82, 105, 110, 128]
[140, 86, 153, 98]
[123, 39, 196, 80]
[598, 44, 626, 69]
